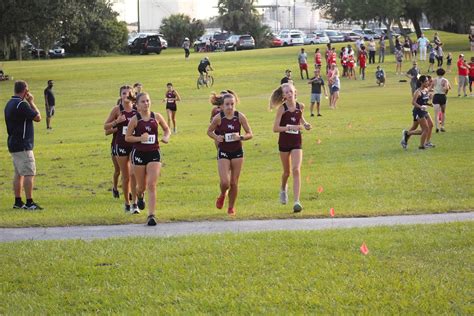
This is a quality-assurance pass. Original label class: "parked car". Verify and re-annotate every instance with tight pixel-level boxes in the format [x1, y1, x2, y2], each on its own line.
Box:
[324, 30, 345, 43]
[194, 32, 230, 51]
[279, 32, 304, 46]
[224, 34, 255, 51]
[128, 35, 162, 54]
[271, 36, 284, 47]
[48, 47, 65, 58]
[341, 31, 360, 42]
[304, 33, 319, 45]
[313, 31, 330, 44]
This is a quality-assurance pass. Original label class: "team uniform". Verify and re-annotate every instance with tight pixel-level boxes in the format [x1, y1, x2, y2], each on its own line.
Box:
[278, 103, 302, 152]
[165, 90, 178, 112]
[210, 106, 221, 122]
[314, 52, 322, 68]
[412, 90, 430, 121]
[432, 78, 448, 107]
[131, 112, 161, 165]
[215, 111, 243, 160]
[114, 103, 137, 156]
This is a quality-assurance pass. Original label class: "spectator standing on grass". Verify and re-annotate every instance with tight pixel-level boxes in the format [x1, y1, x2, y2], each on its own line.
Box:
[44, 80, 55, 130]
[433, 32, 441, 46]
[411, 41, 418, 59]
[469, 57, 474, 96]
[446, 52, 453, 72]
[314, 48, 322, 69]
[457, 54, 469, 97]
[368, 38, 376, 64]
[395, 48, 403, 75]
[406, 61, 420, 95]
[4, 80, 43, 210]
[417, 33, 429, 61]
[403, 38, 412, 61]
[395, 36, 402, 51]
[378, 35, 385, 63]
[308, 68, 328, 117]
[470, 32, 474, 51]
[358, 45, 367, 80]
[182, 37, 190, 60]
[298, 48, 309, 79]
[436, 44, 443, 68]
[281, 69, 293, 85]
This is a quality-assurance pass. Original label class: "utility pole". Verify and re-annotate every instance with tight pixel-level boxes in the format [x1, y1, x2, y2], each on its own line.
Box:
[137, 0, 140, 32]
[275, 0, 279, 31]
[293, 0, 296, 29]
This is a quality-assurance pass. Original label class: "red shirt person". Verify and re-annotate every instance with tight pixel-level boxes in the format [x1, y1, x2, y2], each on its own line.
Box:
[457, 54, 469, 96]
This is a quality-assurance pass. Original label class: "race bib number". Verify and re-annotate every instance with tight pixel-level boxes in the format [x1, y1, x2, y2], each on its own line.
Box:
[167, 98, 175, 103]
[225, 133, 237, 142]
[141, 134, 156, 144]
[285, 125, 299, 134]
[122, 126, 128, 135]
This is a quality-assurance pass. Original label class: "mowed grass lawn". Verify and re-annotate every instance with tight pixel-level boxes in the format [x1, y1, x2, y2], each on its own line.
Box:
[1, 222, 472, 314]
[0, 30, 473, 227]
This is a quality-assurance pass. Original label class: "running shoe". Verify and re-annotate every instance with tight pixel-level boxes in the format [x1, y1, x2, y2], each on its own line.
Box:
[112, 188, 119, 199]
[147, 215, 157, 226]
[131, 204, 140, 214]
[400, 129, 408, 149]
[137, 195, 145, 210]
[13, 202, 26, 209]
[124, 204, 131, 213]
[418, 146, 426, 150]
[24, 202, 43, 210]
[425, 142, 436, 148]
[216, 194, 226, 209]
[279, 189, 288, 205]
[310, 113, 315, 117]
[227, 207, 236, 216]
[440, 128, 446, 132]
[436, 128, 439, 133]
[293, 202, 303, 213]
[317, 113, 322, 117]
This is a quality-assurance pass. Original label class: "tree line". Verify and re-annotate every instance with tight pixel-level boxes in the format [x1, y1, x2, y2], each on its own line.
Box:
[0, 0, 128, 60]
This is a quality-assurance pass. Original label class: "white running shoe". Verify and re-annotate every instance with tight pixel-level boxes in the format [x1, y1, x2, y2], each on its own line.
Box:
[279, 188, 288, 205]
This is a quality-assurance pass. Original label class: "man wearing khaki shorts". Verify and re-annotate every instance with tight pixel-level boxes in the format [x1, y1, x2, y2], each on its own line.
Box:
[4, 80, 43, 210]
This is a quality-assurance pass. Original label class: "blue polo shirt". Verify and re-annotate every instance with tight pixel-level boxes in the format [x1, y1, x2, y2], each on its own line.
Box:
[4, 96, 38, 153]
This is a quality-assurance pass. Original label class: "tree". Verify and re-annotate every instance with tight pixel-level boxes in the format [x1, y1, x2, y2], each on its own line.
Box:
[217, 0, 273, 48]
[159, 14, 205, 47]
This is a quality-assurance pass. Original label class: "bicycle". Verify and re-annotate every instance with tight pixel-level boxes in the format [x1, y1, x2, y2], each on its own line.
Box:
[197, 71, 214, 89]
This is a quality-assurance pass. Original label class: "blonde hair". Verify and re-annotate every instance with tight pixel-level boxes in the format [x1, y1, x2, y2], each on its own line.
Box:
[210, 89, 239, 106]
[269, 83, 295, 109]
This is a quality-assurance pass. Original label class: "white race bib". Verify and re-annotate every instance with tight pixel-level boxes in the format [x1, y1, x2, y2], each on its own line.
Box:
[122, 126, 128, 135]
[141, 134, 156, 144]
[167, 98, 175, 103]
[285, 125, 299, 134]
[225, 133, 238, 142]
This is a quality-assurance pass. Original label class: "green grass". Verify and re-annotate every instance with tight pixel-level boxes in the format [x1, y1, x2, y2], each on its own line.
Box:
[0, 30, 473, 227]
[0, 222, 472, 314]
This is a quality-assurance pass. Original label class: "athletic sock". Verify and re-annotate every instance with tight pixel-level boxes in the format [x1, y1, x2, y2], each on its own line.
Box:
[15, 197, 22, 204]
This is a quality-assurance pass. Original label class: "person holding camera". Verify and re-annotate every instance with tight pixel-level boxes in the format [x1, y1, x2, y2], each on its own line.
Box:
[4, 80, 43, 210]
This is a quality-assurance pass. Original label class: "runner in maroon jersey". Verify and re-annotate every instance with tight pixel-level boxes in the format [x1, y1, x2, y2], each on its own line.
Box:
[270, 83, 311, 213]
[126, 92, 170, 226]
[207, 92, 253, 216]
[104, 87, 122, 199]
[104, 85, 139, 214]
[162, 83, 181, 134]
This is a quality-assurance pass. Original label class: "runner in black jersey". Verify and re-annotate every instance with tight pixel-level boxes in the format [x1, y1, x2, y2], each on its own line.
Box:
[126, 92, 170, 226]
[163, 83, 181, 134]
[104, 85, 139, 213]
[401, 75, 435, 150]
[207, 92, 252, 216]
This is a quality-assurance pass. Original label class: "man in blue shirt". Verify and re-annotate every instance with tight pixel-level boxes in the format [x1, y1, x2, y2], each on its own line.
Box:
[4, 80, 43, 210]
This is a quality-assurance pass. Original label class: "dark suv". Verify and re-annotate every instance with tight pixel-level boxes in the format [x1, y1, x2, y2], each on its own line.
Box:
[128, 35, 162, 55]
[224, 35, 255, 51]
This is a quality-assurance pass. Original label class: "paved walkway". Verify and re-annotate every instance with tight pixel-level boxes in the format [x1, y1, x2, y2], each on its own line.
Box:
[1, 212, 472, 243]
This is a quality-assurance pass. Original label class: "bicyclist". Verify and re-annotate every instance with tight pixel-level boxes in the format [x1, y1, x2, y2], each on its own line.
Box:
[198, 56, 213, 83]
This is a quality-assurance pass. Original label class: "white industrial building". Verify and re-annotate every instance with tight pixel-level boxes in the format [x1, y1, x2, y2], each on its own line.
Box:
[111, 0, 325, 33]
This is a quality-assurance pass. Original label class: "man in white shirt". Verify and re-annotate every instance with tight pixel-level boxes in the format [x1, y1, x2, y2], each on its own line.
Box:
[417, 33, 430, 61]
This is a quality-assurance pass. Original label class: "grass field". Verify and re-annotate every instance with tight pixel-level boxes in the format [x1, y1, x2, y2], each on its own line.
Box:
[1, 222, 472, 314]
[0, 30, 473, 227]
